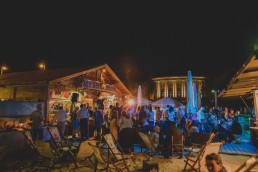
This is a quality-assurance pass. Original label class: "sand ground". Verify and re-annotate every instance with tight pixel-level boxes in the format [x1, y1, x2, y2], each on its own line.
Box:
[1, 152, 258, 172]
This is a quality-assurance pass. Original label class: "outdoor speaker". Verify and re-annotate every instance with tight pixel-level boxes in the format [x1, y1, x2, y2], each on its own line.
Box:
[71, 93, 79, 102]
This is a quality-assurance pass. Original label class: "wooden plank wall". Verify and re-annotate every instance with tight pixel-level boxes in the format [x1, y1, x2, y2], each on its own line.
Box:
[0, 86, 46, 101]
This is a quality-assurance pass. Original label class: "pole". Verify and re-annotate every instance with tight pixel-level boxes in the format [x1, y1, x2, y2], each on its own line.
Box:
[240, 96, 252, 113]
[214, 90, 218, 109]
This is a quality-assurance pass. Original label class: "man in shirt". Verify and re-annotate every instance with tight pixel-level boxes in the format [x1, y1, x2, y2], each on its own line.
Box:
[52, 106, 67, 136]
[93, 106, 104, 135]
[30, 104, 44, 141]
[77, 104, 89, 140]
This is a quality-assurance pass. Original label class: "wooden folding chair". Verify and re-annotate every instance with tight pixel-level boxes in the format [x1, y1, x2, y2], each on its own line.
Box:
[200, 142, 223, 171]
[171, 135, 184, 158]
[73, 140, 95, 169]
[183, 133, 216, 172]
[47, 126, 74, 150]
[235, 155, 258, 172]
[137, 131, 159, 156]
[88, 141, 111, 172]
[34, 140, 74, 170]
[22, 130, 37, 150]
[0, 146, 9, 169]
[22, 130, 38, 166]
[103, 133, 135, 172]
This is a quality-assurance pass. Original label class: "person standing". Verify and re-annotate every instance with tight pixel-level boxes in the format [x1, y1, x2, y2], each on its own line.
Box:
[77, 104, 89, 140]
[113, 102, 122, 117]
[147, 105, 155, 131]
[93, 106, 104, 135]
[110, 110, 118, 140]
[156, 107, 162, 121]
[52, 106, 67, 136]
[71, 106, 79, 138]
[30, 104, 44, 141]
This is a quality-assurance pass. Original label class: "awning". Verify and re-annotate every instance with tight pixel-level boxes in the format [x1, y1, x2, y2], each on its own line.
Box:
[218, 50, 258, 98]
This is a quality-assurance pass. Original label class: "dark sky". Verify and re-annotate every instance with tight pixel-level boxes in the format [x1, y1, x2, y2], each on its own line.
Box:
[1, 4, 258, 90]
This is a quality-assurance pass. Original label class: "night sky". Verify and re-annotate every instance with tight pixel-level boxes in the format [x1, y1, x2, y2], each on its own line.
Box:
[1, 4, 258, 94]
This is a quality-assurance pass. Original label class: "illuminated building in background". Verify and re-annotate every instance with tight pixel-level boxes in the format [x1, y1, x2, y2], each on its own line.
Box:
[152, 76, 205, 107]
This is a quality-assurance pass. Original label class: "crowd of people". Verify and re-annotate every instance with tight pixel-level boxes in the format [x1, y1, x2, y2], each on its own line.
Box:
[29, 102, 244, 158]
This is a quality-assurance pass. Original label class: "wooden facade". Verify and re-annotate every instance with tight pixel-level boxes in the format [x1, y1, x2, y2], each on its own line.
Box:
[0, 64, 131, 121]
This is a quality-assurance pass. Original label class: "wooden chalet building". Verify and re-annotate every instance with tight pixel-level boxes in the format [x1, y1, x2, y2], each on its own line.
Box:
[0, 64, 131, 121]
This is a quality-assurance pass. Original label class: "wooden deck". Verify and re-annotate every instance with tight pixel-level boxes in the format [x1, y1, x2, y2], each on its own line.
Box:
[219, 130, 257, 156]
[219, 142, 257, 156]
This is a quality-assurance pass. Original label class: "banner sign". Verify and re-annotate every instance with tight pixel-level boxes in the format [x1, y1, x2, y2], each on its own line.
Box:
[82, 79, 115, 93]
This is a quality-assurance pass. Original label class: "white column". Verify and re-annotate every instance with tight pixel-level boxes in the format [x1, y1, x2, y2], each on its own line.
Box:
[181, 82, 184, 98]
[198, 81, 202, 108]
[157, 81, 161, 98]
[175, 81, 177, 97]
[172, 81, 174, 97]
[183, 81, 186, 98]
[164, 82, 168, 97]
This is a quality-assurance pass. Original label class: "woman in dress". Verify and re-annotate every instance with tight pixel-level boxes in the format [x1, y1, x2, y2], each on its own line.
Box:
[110, 110, 118, 140]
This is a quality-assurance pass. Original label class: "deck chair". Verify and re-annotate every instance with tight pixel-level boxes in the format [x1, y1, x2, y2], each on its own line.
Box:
[88, 141, 111, 172]
[171, 135, 184, 158]
[235, 155, 258, 172]
[34, 140, 74, 170]
[22, 130, 38, 165]
[47, 126, 73, 150]
[73, 140, 95, 168]
[103, 133, 135, 172]
[200, 142, 223, 171]
[137, 131, 159, 156]
[183, 133, 216, 172]
[22, 130, 37, 150]
[0, 146, 9, 169]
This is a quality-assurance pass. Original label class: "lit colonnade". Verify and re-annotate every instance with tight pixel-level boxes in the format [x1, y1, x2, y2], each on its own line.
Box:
[152, 76, 205, 107]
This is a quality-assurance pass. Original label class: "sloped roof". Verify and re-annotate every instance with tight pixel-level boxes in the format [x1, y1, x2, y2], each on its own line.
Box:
[0, 64, 131, 95]
[218, 50, 258, 98]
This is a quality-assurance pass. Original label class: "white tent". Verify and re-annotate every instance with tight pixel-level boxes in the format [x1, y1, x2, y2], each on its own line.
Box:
[131, 97, 151, 106]
[152, 97, 181, 108]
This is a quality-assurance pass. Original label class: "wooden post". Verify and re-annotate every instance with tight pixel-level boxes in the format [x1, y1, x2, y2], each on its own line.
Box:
[45, 85, 50, 123]
[13, 86, 17, 101]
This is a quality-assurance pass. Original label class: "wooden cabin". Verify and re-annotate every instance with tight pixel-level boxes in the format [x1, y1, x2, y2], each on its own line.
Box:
[0, 64, 131, 122]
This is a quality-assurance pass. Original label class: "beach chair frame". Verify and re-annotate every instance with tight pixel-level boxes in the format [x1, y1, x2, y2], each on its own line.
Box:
[183, 133, 216, 172]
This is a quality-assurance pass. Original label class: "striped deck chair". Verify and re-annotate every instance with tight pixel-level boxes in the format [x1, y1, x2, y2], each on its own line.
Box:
[183, 133, 216, 172]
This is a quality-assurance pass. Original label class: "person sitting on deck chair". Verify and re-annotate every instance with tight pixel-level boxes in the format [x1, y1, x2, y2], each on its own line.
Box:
[149, 126, 160, 150]
[229, 118, 242, 143]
